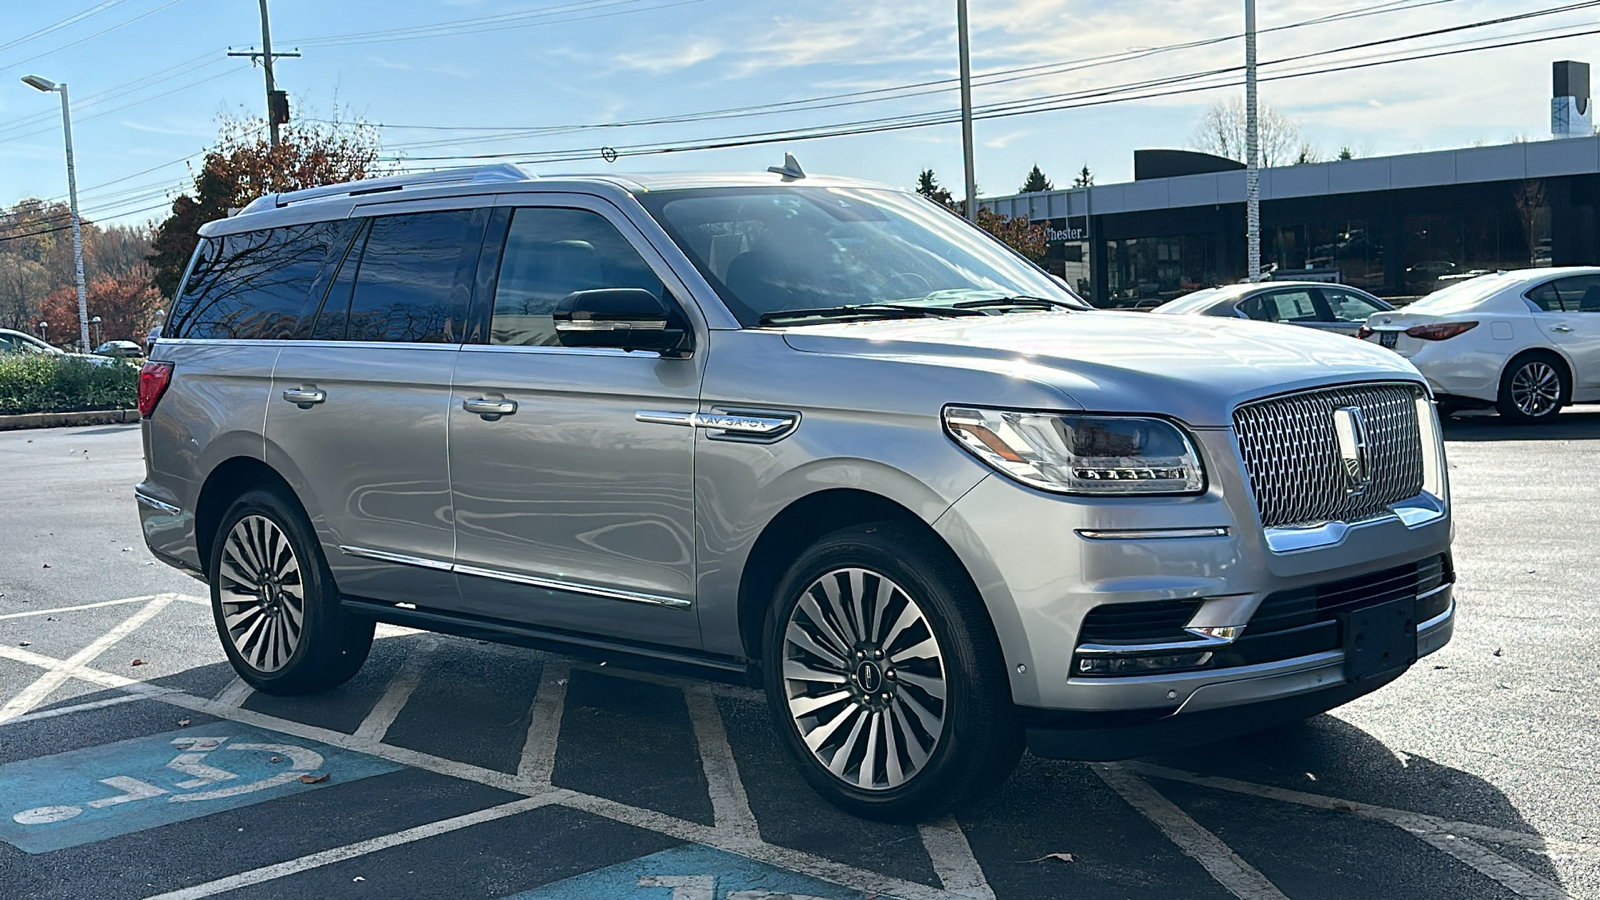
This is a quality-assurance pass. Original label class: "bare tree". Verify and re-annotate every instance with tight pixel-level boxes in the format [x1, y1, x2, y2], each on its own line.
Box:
[1190, 98, 1303, 168]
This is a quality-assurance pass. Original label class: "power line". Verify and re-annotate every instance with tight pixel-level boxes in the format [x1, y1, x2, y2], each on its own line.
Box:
[0, 1, 133, 56]
[387, 21, 1600, 168]
[0, 0, 190, 74]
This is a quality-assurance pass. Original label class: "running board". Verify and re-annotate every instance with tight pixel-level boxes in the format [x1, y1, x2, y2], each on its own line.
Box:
[341, 597, 755, 686]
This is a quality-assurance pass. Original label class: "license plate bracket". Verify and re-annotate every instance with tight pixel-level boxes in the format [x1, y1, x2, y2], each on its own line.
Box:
[1343, 597, 1418, 682]
[1379, 331, 1399, 349]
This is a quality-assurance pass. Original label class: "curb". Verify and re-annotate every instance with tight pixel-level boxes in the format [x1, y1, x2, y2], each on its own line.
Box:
[0, 409, 140, 431]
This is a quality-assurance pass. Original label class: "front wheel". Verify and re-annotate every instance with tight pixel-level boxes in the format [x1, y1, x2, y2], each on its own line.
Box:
[762, 522, 1021, 822]
[1497, 354, 1568, 424]
[208, 488, 374, 695]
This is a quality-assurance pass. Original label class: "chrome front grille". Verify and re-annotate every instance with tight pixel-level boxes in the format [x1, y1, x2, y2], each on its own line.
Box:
[1233, 383, 1426, 529]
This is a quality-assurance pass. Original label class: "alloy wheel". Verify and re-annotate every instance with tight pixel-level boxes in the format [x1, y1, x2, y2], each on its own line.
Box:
[1510, 361, 1562, 418]
[781, 567, 947, 791]
[217, 515, 306, 673]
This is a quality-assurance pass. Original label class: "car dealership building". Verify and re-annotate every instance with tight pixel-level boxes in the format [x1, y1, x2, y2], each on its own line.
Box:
[981, 135, 1600, 308]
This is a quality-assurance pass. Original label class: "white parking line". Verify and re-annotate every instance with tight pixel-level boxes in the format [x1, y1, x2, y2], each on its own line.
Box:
[141, 794, 565, 900]
[1126, 763, 1599, 861]
[0, 691, 152, 726]
[1128, 763, 1583, 899]
[1095, 764, 1290, 900]
[0, 594, 176, 724]
[516, 660, 569, 785]
[213, 677, 252, 708]
[0, 594, 163, 620]
[352, 636, 438, 743]
[684, 683, 760, 839]
[918, 816, 995, 900]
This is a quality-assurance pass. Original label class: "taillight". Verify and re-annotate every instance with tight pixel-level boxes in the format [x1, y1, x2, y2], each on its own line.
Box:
[1405, 321, 1478, 341]
[138, 361, 173, 417]
[1356, 324, 1373, 340]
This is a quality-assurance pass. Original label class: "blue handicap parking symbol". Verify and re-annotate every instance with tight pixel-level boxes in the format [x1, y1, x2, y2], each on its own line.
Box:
[509, 843, 893, 899]
[0, 724, 401, 853]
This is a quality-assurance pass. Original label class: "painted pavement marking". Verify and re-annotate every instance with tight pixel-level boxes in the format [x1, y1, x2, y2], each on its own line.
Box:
[213, 677, 253, 709]
[684, 683, 759, 839]
[1095, 764, 1291, 900]
[0, 594, 163, 620]
[918, 816, 995, 900]
[1128, 763, 1582, 899]
[0, 594, 176, 724]
[507, 843, 884, 899]
[517, 660, 569, 785]
[0, 691, 151, 726]
[352, 635, 438, 743]
[142, 794, 565, 900]
[0, 724, 401, 853]
[2, 644, 960, 900]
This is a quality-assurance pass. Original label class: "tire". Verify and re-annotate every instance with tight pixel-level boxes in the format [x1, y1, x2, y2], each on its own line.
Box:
[762, 521, 1022, 822]
[1496, 353, 1569, 424]
[207, 487, 374, 695]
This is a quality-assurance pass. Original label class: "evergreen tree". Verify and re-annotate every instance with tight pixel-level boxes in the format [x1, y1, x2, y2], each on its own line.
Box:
[1019, 164, 1053, 193]
[914, 169, 956, 208]
[1072, 164, 1094, 188]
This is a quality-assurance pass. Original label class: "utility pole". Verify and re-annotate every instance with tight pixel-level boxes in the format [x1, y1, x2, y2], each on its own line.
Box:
[228, 0, 299, 148]
[957, 0, 978, 223]
[1245, 0, 1261, 281]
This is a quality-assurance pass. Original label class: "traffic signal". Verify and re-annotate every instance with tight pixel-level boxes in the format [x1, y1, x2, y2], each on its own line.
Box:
[269, 90, 289, 126]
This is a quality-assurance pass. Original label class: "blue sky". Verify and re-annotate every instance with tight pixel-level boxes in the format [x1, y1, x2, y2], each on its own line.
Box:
[0, 0, 1591, 227]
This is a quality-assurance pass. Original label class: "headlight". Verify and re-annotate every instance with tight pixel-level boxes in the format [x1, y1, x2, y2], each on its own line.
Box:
[943, 407, 1205, 495]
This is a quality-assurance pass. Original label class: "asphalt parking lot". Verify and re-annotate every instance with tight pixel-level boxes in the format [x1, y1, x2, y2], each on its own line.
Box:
[1, 416, 1597, 900]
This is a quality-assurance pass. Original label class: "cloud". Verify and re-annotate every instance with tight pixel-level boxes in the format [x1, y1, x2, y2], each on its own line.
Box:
[361, 56, 474, 79]
[613, 40, 724, 74]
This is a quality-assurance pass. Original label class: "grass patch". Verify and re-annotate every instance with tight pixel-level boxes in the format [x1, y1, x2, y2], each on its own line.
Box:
[0, 354, 139, 415]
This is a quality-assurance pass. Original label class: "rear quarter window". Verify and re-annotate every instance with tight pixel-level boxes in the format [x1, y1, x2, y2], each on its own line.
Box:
[167, 221, 352, 340]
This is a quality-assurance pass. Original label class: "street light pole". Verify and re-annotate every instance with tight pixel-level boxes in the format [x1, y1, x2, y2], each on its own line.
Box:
[957, 0, 978, 223]
[1245, 0, 1261, 282]
[23, 76, 90, 350]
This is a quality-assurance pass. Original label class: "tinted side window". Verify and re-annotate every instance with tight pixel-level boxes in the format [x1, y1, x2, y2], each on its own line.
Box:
[1554, 275, 1600, 312]
[1238, 294, 1274, 321]
[168, 222, 348, 340]
[1526, 281, 1562, 312]
[489, 207, 666, 347]
[335, 210, 483, 343]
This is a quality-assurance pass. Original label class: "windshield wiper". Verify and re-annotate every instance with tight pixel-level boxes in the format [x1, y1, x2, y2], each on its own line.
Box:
[948, 295, 1077, 311]
[757, 304, 985, 326]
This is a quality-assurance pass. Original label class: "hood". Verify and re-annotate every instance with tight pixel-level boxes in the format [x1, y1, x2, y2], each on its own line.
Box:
[780, 311, 1424, 427]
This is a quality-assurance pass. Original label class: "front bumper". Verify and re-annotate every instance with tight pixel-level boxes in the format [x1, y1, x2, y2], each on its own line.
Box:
[1021, 598, 1452, 759]
[931, 429, 1455, 719]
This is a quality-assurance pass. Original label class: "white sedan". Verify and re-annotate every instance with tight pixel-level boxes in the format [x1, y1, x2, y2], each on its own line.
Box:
[1360, 267, 1600, 423]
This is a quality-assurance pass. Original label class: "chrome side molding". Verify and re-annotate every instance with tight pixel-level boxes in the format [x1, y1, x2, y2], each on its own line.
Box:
[1076, 527, 1229, 541]
[134, 491, 182, 515]
[338, 545, 691, 609]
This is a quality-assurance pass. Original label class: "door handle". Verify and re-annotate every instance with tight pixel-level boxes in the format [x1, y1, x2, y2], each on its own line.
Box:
[463, 397, 518, 420]
[281, 388, 326, 408]
[1551, 324, 1574, 333]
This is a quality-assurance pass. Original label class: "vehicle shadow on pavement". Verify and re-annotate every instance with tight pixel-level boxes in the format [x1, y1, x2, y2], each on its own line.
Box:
[1140, 713, 1568, 891]
[1442, 409, 1600, 442]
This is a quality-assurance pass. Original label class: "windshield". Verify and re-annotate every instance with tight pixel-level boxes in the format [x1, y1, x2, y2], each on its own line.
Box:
[636, 186, 1088, 326]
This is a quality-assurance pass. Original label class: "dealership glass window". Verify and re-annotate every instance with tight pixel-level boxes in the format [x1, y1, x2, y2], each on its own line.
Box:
[1403, 196, 1544, 295]
[1267, 220, 1384, 292]
[1106, 234, 1218, 305]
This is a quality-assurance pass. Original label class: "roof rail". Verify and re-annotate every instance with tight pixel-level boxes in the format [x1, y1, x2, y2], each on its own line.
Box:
[237, 164, 531, 215]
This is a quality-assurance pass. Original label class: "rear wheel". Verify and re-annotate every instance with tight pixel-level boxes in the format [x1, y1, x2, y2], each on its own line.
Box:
[208, 488, 373, 695]
[1496, 354, 1568, 424]
[762, 522, 1021, 822]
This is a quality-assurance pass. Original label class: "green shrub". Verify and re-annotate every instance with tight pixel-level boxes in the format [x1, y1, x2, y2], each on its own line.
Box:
[0, 354, 139, 415]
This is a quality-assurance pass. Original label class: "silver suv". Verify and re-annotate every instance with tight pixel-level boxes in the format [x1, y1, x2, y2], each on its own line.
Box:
[135, 164, 1454, 821]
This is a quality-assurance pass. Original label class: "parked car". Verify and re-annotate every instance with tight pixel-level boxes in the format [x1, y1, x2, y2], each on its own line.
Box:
[1151, 281, 1395, 337]
[0, 328, 115, 366]
[94, 340, 145, 359]
[1360, 267, 1600, 423]
[136, 165, 1454, 821]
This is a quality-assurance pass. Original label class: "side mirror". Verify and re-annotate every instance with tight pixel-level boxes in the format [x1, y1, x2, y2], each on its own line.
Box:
[553, 288, 690, 356]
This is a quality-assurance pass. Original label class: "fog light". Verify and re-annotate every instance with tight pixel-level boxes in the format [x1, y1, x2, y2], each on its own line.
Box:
[1074, 651, 1213, 677]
